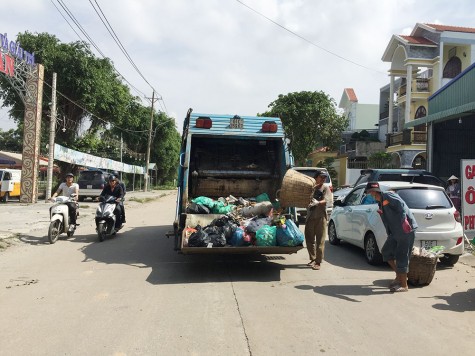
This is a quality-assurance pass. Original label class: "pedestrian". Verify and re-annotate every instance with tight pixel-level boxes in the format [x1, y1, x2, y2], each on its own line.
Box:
[305, 170, 333, 270]
[446, 175, 461, 212]
[365, 182, 418, 292]
[50, 173, 79, 231]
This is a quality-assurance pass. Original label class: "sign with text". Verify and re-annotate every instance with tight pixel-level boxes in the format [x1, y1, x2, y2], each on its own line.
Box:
[461, 159, 475, 239]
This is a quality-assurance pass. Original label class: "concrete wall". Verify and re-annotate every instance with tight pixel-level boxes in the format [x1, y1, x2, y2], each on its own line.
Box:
[355, 103, 379, 130]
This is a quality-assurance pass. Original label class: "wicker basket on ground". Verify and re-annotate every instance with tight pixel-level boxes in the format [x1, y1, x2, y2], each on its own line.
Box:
[278, 169, 316, 208]
[407, 254, 438, 286]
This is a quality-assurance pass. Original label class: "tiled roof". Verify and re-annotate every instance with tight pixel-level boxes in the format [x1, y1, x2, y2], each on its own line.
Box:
[425, 23, 475, 34]
[345, 88, 357, 102]
[400, 35, 436, 45]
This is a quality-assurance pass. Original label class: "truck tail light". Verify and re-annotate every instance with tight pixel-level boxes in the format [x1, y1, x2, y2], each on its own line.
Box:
[262, 121, 277, 133]
[196, 117, 212, 129]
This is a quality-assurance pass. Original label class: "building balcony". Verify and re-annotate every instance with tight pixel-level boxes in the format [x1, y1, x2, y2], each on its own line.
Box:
[386, 129, 427, 147]
[397, 78, 431, 103]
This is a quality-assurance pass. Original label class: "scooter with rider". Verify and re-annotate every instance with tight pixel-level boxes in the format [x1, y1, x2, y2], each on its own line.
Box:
[48, 173, 79, 243]
[95, 175, 125, 241]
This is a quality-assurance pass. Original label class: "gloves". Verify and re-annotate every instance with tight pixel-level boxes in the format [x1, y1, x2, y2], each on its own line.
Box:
[402, 217, 412, 233]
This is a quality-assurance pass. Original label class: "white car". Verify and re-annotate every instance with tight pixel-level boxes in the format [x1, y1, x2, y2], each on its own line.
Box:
[328, 181, 464, 266]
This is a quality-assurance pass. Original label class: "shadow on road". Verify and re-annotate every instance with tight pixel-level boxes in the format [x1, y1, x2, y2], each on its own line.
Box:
[430, 288, 475, 312]
[79, 224, 296, 285]
[295, 280, 393, 302]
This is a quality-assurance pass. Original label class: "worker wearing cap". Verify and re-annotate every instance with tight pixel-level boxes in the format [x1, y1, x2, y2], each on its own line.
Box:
[366, 182, 418, 292]
[50, 173, 79, 229]
[305, 170, 333, 270]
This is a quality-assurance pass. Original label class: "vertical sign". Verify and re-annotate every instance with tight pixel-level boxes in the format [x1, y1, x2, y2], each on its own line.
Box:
[461, 159, 475, 239]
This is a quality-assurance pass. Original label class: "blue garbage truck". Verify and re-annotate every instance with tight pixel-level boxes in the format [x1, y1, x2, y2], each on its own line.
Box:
[173, 108, 302, 254]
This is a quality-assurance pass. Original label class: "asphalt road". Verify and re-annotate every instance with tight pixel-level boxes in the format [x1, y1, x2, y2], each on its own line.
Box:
[0, 191, 474, 355]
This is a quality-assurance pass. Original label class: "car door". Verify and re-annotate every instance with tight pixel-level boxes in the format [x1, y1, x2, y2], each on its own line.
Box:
[347, 190, 381, 247]
[335, 187, 365, 241]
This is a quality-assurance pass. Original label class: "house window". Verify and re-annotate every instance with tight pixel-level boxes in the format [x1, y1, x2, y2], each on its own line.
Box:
[443, 56, 462, 78]
[414, 106, 426, 119]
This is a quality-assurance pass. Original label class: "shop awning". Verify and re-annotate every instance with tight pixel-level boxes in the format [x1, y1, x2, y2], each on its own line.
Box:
[404, 101, 475, 129]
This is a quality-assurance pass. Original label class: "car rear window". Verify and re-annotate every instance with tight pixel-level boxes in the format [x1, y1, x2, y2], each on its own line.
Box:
[378, 174, 444, 187]
[79, 171, 105, 181]
[395, 188, 452, 210]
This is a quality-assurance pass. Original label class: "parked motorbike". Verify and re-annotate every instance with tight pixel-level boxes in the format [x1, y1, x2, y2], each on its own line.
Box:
[95, 195, 123, 242]
[48, 194, 78, 244]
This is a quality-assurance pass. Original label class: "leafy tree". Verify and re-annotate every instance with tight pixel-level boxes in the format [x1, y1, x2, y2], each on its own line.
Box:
[260, 91, 348, 164]
[0, 32, 181, 183]
[0, 128, 22, 152]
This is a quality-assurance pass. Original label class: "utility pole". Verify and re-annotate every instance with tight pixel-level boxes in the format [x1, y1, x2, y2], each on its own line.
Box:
[46, 72, 57, 201]
[145, 91, 157, 192]
[120, 133, 123, 182]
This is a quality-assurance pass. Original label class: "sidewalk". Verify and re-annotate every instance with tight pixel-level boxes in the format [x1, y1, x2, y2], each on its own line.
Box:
[0, 189, 176, 245]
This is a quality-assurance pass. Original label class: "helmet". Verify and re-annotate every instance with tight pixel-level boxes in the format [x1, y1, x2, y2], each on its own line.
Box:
[65, 173, 74, 178]
[108, 175, 117, 182]
[112, 171, 119, 176]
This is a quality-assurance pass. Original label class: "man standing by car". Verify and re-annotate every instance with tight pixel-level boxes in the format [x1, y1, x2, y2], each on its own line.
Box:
[366, 182, 418, 292]
[50, 173, 79, 231]
[305, 170, 333, 270]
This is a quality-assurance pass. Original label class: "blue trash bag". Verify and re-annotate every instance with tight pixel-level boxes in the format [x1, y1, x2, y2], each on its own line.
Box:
[230, 227, 250, 247]
[276, 220, 304, 247]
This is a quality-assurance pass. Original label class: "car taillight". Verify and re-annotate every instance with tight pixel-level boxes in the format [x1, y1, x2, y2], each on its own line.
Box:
[456, 236, 463, 245]
[454, 210, 461, 223]
[262, 121, 278, 133]
[196, 117, 212, 129]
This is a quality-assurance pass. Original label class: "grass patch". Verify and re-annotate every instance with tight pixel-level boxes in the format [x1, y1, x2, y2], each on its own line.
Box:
[128, 197, 157, 204]
[0, 233, 20, 250]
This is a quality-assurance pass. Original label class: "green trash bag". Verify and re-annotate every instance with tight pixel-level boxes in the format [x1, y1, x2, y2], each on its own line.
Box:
[255, 225, 276, 246]
[192, 196, 216, 209]
[255, 193, 270, 202]
[211, 201, 235, 214]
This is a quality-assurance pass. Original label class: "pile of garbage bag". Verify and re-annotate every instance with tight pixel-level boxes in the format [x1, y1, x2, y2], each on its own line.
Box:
[183, 194, 304, 248]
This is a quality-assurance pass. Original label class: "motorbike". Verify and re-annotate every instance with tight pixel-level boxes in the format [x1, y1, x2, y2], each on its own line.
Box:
[95, 195, 123, 242]
[48, 194, 78, 244]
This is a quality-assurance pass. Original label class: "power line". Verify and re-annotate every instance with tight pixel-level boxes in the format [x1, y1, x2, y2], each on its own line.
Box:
[235, 0, 386, 75]
[51, 0, 148, 100]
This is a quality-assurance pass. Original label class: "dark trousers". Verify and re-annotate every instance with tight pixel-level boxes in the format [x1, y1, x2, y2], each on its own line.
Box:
[65, 202, 77, 224]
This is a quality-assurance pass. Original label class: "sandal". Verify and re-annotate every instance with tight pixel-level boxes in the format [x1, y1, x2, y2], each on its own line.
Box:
[306, 260, 315, 266]
[390, 285, 408, 293]
[312, 263, 321, 270]
[389, 279, 399, 288]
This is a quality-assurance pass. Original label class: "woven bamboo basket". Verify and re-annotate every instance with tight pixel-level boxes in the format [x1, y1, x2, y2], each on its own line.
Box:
[278, 169, 316, 208]
[407, 254, 438, 286]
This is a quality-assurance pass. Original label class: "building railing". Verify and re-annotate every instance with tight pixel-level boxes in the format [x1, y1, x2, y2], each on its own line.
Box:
[386, 129, 427, 147]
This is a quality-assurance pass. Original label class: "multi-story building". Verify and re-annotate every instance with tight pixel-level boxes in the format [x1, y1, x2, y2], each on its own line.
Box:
[380, 23, 475, 169]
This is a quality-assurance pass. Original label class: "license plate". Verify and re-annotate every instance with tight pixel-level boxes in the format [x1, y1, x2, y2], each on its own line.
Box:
[87, 185, 93, 189]
[229, 117, 243, 129]
[421, 240, 437, 249]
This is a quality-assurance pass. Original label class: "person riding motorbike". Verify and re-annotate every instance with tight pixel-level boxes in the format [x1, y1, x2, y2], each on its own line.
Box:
[100, 175, 124, 228]
[50, 173, 79, 231]
[112, 171, 126, 223]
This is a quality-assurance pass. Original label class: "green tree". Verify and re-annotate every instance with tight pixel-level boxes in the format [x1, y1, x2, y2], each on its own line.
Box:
[0, 128, 22, 152]
[260, 91, 348, 164]
[0, 32, 181, 181]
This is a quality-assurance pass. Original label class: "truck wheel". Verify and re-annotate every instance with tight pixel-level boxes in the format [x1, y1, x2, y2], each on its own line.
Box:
[364, 232, 383, 265]
[48, 220, 62, 244]
[97, 223, 106, 242]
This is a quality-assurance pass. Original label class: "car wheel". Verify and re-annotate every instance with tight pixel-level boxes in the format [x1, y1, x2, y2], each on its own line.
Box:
[328, 221, 340, 245]
[364, 232, 383, 265]
[439, 254, 459, 266]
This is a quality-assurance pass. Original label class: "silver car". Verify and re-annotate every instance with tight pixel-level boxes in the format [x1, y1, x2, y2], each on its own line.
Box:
[328, 181, 464, 266]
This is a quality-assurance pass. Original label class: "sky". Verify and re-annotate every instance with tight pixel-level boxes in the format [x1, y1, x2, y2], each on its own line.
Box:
[1, 0, 475, 133]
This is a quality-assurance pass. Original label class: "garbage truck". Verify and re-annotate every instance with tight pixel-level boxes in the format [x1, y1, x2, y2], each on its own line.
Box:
[172, 108, 303, 254]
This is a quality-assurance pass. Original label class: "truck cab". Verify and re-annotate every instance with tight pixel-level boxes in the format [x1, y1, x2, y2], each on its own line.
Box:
[173, 109, 301, 254]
